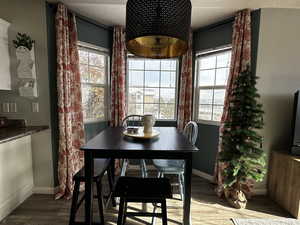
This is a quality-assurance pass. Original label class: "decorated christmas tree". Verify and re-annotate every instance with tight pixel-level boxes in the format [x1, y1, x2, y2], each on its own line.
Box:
[219, 66, 266, 208]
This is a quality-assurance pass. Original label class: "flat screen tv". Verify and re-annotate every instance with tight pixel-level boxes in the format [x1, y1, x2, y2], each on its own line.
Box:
[291, 90, 300, 155]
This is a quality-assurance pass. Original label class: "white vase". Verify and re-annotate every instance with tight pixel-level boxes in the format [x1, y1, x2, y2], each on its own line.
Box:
[16, 45, 38, 98]
[16, 45, 36, 79]
[143, 114, 156, 134]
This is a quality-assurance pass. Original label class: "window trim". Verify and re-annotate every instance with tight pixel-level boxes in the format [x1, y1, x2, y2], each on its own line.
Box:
[193, 46, 232, 125]
[126, 56, 179, 121]
[78, 41, 110, 123]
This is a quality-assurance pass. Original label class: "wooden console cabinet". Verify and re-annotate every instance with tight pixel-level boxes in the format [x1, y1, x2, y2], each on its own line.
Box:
[268, 150, 300, 218]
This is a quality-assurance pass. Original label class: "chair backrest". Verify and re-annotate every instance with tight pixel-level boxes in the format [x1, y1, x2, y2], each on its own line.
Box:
[122, 115, 144, 129]
[183, 121, 198, 146]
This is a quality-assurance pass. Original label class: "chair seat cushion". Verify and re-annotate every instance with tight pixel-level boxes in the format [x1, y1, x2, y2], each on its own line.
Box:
[113, 177, 172, 199]
[153, 159, 184, 172]
[74, 158, 111, 181]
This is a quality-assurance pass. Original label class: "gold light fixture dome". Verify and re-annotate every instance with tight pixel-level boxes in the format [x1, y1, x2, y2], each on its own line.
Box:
[126, 0, 192, 59]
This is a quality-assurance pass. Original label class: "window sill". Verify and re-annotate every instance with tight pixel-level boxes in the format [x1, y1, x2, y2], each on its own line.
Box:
[155, 119, 177, 122]
[197, 120, 220, 126]
[84, 119, 107, 124]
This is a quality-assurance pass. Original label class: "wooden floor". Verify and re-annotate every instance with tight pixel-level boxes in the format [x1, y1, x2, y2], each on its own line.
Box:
[0, 172, 292, 225]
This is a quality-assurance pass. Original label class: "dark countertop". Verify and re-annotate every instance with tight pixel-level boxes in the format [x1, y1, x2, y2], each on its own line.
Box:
[0, 126, 49, 144]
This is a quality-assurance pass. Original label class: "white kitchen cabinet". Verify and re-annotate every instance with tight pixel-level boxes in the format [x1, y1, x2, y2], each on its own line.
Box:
[0, 136, 33, 221]
[0, 18, 11, 90]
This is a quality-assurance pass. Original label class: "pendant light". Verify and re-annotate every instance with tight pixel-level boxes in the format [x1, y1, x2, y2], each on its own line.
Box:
[126, 0, 192, 59]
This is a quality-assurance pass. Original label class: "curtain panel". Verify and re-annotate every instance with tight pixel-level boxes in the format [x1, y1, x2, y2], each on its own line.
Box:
[177, 31, 193, 131]
[55, 3, 85, 200]
[215, 9, 252, 196]
[111, 26, 126, 127]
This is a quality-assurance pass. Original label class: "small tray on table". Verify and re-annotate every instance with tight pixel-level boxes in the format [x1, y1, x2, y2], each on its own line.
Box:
[123, 128, 160, 139]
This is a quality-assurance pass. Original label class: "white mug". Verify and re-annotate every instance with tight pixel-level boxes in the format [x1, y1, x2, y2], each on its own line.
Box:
[143, 114, 156, 134]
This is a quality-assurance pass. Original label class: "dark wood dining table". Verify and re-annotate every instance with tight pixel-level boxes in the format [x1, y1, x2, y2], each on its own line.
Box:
[81, 127, 199, 225]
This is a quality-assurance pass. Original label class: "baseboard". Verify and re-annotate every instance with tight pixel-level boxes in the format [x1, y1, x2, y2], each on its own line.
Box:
[33, 186, 59, 195]
[192, 169, 268, 196]
[0, 183, 33, 222]
[253, 188, 267, 195]
[192, 169, 214, 182]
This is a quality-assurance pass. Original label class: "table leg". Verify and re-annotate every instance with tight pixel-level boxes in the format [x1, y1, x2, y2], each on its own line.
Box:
[183, 153, 192, 225]
[84, 151, 94, 225]
[111, 158, 116, 207]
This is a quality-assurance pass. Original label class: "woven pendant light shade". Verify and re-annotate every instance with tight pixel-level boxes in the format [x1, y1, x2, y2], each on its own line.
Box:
[126, 0, 191, 59]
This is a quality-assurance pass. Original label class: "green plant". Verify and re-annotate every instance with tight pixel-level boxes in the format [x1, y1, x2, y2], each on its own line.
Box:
[13, 33, 34, 50]
[219, 66, 266, 198]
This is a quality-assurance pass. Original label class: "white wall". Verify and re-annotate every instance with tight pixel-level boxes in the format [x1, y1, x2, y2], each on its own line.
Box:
[0, 0, 54, 190]
[256, 8, 300, 189]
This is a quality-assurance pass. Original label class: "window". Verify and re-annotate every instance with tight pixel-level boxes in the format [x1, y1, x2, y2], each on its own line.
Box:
[194, 48, 231, 122]
[127, 58, 178, 120]
[78, 44, 109, 122]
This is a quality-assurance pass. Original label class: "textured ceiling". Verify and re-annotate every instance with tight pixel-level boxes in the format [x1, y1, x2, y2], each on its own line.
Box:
[50, 0, 300, 29]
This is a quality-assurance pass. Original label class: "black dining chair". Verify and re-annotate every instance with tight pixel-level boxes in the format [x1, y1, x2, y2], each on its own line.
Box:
[69, 159, 115, 225]
[113, 177, 172, 225]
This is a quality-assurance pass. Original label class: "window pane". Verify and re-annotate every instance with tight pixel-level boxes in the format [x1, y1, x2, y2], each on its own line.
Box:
[199, 89, 213, 104]
[214, 89, 226, 105]
[217, 51, 231, 68]
[89, 66, 105, 84]
[128, 104, 143, 115]
[161, 72, 176, 87]
[129, 60, 144, 70]
[80, 64, 89, 82]
[144, 104, 159, 118]
[81, 85, 105, 120]
[213, 105, 224, 121]
[145, 60, 160, 70]
[79, 50, 88, 64]
[129, 71, 144, 87]
[128, 88, 143, 103]
[160, 104, 175, 119]
[89, 52, 105, 67]
[160, 89, 175, 103]
[145, 71, 160, 87]
[199, 69, 215, 86]
[199, 105, 212, 120]
[199, 55, 216, 69]
[127, 58, 178, 119]
[215, 68, 229, 86]
[161, 60, 176, 71]
[144, 88, 159, 103]
[196, 50, 231, 122]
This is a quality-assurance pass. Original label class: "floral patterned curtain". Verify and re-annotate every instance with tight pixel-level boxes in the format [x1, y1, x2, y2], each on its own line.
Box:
[177, 31, 193, 131]
[215, 9, 252, 196]
[55, 3, 85, 200]
[111, 26, 126, 127]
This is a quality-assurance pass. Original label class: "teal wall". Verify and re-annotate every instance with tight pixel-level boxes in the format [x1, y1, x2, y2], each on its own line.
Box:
[46, 3, 113, 185]
[193, 124, 220, 174]
[192, 10, 261, 175]
[193, 18, 234, 52]
[77, 16, 112, 49]
[46, 3, 59, 185]
[84, 121, 109, 142]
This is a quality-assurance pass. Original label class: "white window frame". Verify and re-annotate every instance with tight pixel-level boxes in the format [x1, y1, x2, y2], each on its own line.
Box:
[126, 56, 179, 121]
[193, 45, 232, 126]
[78, 41, 110, 124]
